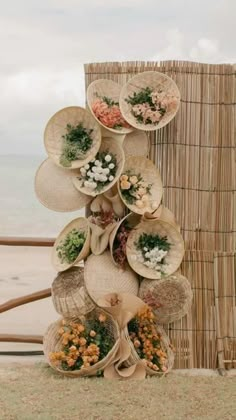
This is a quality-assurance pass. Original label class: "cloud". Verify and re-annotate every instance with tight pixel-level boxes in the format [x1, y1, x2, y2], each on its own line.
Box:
[0, 0, 235, 155]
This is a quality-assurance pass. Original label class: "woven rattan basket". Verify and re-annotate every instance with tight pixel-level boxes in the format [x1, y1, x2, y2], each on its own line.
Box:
[124, 324, 174, 376]
[73, 137, 125, 197]
[34, 158, 91, 212]
[52, 217, 90, 272]
[43, 308, 120, 377]
[123, 130, 149, 158]
[117, 156, 163, 215]
[51, 267, 95, 318]
[142, 205, 181, 232]
[87, 79, 133, 136]
[119, 71, 180, 131]
[126, 219, 185, 279]
[44, 106, 101, 169]
[139, 273, 193, 324]
[84, 251, 139, 303]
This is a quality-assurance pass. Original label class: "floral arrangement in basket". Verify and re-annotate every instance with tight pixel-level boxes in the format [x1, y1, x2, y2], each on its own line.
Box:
[60, 123, 93, 167]
[56, 228, 86, 265]
[127, 305, 173, 374]
[119, 171, 152, 210]
[92, 96, 130, 130]
[79, 151, 117, 193]
[125, 87, 178, 126]
[134, 233, 171, 278]
[49, 312, 115, 375]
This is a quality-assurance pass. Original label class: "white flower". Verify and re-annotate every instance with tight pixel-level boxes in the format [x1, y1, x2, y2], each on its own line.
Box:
[95, 160, 100, 166]
[94, 174, 100, 181]
[109, 175, 114, 181]
[103, 168, 110, 175]
[92, 166, 98, 173]
[80, 168, 86, 176]
[99, 175, 108, 182]
[84, 181, 90, 187]
[109, 163, 115, 169]
[143, 247, 148, 252]
[85, 164, 90, 170]
[105, 154, 112, 162]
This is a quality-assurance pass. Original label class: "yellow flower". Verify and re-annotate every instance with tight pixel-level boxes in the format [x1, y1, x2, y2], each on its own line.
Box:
[120, 180, 131, 190]
[120, 174, 128, 182]
[130, 175, 138, 185]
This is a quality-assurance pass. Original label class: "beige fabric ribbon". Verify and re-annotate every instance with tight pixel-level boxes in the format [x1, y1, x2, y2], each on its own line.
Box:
[98, 293, 147, 379]
[142, 204, 181, 232]
[88, 219, 117, 256]
[104, 186, 126, 218]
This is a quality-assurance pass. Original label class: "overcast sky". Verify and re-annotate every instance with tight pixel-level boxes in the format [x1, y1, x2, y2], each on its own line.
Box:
[0, 0, 235, 155]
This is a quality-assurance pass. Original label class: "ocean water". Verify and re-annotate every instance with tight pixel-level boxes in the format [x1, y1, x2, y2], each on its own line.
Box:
[0, 155, 84, 237]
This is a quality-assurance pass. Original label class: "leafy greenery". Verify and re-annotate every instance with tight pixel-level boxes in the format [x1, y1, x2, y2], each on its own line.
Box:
[56, 229, 86, 264]
[102, 95, 119, 107]
[126, 87, 154, 107]
[136, 233, 171, 260]
[60, 123, 93, 167]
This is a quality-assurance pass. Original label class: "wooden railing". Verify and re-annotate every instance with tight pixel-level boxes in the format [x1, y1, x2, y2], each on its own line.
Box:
[0, 237, 55, 355]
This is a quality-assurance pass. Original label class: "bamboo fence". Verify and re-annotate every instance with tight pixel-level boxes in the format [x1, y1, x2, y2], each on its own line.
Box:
[84, 61, 236, 369]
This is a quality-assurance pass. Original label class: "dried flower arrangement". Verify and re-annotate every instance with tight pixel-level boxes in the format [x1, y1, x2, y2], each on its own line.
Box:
[56, 229, 86, 265]
[113, 221, 132, 269]
[60, 123, 93, 167]
[90, 207, 117, 229]
[49, 313, 113, 374]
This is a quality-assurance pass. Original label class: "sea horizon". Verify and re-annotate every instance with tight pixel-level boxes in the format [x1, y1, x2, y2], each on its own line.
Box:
[1, 154, 84, 238]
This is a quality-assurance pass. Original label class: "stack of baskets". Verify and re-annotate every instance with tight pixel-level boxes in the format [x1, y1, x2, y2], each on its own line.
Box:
[35, 71, 193, 378]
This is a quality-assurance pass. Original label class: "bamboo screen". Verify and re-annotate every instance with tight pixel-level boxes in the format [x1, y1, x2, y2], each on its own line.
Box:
[84, 61, 236, 369]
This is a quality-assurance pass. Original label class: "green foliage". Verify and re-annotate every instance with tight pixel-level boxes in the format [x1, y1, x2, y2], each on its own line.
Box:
[126, 87, 154, 107]
[56, 229, 86, 264]
[136, 233, 171, 255]
[102, 95, 119, 107]
[60, 123, 93, 167]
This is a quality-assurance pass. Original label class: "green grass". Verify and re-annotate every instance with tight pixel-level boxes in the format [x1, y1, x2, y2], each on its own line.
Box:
[0, 363, 235, 419]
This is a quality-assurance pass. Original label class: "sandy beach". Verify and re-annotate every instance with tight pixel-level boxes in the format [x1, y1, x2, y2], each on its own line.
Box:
[0, 246, 58, 353]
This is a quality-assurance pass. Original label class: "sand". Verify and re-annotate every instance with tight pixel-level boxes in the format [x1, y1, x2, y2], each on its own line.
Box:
[0, 246, 58, 353]
[0, 363, 235, 420]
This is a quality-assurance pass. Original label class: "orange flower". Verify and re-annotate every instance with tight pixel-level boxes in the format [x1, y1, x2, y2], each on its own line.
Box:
[79, 337, 87, 346]
[120, 180, 131, 190]
[90, 330, 96, 338]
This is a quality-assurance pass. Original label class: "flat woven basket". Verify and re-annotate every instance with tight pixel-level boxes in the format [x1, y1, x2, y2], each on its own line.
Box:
[109, 212, 141, 266]
[117, 156, 163, 215]
[73, 137, 125, 197]
[87, 79, 133, 135]
[126, 219, 185, 279]
[44, 106, 101, 169]
[52, 217, 90, 272]
[119, 71, 180, 131]
[123, 130, 149, 158]
[43, 308, 120, 377]
[139, 273, 193, 324]
[34, 158, 91, 212]
[84, 251, 139, 304]
[142, 205, 181, 232]
[124, 324, 174, 376]
[51, 267, 95, 318]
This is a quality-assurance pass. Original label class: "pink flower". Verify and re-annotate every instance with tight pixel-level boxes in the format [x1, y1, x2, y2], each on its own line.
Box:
[92, 99, 130, 129]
